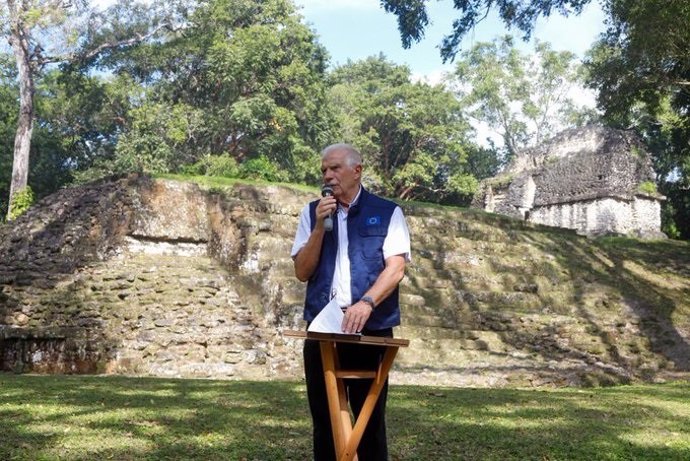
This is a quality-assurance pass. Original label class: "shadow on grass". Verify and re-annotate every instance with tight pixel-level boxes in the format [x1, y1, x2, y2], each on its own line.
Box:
[0, 374, 312, 460]
[389, 382, 690, 461]
[1, 374, 688, 461]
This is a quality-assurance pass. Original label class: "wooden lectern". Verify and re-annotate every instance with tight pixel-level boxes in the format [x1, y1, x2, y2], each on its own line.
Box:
[284, 330, 409, 461]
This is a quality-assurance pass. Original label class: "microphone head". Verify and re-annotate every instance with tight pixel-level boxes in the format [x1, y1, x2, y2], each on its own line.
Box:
[321, 184, 334, 197]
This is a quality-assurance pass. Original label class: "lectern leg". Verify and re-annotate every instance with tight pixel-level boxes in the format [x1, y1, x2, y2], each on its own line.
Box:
[320, 341, 357, 461]
[341, 346, 399, 461]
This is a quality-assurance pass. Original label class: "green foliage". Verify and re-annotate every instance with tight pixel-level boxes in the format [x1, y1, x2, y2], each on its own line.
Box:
[8, 186, 34, 220]
[584, 0, 690, 240]
[662, 201, 681, 240]
[2, 67, 78, 213]
[328, 55, 480, 204]
[184, 154, 240, 178]
[585, 0, 690, 122]
[84, 0, 336, 184]
[1, 0, 95, 212]
[451, 36, 595, 158]
[638, 180, 657, 195]
[114, 101, 208, 174]
[36, 70, 120, 166]
[16, 0, 673, 221]
[0, 58, 17, 219]
[630, 145, 645, 158]
[380, 0, 593, 62]
[465, 144, 504, 180]
[3, 0, 502, 212]
[487, 173, 515, 188]
[238, 155, 287, 182]
[662, 184, 690, 240]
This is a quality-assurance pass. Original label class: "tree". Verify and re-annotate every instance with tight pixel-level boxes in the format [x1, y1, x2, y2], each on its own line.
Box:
[0, 59, 93, 217]
[381, 0, 592, 62]
[585, 0, 690, 238]
[382, 0, 690, 238]
[451, 36, 596, 158]
[3, 0, 78, 219]
[79, 0, 336, 185]
[328, 55, 479, 204]
[1, 0, 175, 219]
[0, 54, 18, 217]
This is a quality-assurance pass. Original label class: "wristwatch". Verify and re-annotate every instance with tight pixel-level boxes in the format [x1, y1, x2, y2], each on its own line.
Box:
[360, 295, 376, 309]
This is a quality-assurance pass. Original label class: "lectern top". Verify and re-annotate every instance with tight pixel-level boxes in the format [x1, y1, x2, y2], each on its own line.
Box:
[283, 330, 409, 347]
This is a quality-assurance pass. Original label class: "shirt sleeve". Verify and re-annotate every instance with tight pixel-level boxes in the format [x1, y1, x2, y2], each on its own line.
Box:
[383, 206, 411, 262]
[291, 204, 312, 259]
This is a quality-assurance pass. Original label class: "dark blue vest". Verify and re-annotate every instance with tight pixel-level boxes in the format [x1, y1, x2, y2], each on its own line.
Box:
[304, 188, 401, 330]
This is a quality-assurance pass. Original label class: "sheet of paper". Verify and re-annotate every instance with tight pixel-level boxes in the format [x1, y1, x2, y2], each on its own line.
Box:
[307, 297, 344, 333]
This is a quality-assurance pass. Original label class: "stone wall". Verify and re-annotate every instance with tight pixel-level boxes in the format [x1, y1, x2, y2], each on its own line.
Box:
[1, 175, 689, 387]
[529, 196, 663, 238]
[0, 176, 305, 380]
[472, 125, 665, 238]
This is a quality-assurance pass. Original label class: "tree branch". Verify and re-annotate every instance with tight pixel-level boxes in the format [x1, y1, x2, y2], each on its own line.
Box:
[37, 21, 174, 67]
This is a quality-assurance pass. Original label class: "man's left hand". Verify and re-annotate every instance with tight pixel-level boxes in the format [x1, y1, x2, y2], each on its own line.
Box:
[341, 301, 373, 334]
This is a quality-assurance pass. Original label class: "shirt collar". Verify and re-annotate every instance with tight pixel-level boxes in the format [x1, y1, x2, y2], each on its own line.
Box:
[339, 185, 362, 211]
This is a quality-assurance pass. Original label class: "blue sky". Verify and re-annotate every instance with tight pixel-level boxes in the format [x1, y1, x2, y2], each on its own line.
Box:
[294, 0, 607, 81]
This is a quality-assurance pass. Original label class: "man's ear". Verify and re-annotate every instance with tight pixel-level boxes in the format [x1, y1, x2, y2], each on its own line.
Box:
[354, 164, 362, 179]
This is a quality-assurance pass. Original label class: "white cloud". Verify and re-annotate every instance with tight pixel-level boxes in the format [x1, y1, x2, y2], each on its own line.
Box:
[410, 67, 453, 86]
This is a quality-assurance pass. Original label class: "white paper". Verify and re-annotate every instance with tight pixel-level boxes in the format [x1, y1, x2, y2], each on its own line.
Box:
[307, 298, 344, 333]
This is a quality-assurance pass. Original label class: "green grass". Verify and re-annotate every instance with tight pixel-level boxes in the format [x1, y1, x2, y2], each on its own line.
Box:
[1, 375, 689, 460]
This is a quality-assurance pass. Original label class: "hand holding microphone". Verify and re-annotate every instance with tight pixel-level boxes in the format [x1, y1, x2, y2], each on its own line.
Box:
[321, 184, 334, 232]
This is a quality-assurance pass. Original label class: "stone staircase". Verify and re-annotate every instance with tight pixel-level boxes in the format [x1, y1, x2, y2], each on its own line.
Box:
[1, 176, 689, 387]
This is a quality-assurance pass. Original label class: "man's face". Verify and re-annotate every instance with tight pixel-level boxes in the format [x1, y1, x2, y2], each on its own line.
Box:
[321, 149, 361, 201]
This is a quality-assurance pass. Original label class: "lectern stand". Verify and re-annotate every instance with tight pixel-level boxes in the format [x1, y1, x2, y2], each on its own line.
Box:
[284, 330, 409, 461]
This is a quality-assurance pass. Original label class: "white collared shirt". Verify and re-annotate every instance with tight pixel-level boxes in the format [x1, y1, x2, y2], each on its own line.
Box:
[291, 188, 411, 308]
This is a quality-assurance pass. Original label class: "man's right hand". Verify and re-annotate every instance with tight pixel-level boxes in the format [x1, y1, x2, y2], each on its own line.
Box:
[316, 195, 337, 229]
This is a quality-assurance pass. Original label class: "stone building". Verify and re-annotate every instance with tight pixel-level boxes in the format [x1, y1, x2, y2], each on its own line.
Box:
[471, 125, 666, 238]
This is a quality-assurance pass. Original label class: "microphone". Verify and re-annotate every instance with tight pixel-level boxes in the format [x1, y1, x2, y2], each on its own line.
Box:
[321, 185, 334, 232]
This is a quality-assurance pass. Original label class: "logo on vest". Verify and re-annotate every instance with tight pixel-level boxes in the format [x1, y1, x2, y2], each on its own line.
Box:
[366, 216, 381, 226]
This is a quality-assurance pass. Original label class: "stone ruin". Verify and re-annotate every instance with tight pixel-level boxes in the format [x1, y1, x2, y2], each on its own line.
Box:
[1, 174, 688, 387]
[472, 125, 666, 238]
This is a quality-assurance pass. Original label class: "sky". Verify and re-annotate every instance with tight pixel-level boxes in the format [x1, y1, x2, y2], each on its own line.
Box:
[294, 0, 608, 82]
[291, 0, 607, 146]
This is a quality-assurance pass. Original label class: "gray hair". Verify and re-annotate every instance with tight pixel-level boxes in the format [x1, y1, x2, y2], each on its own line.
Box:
[321, 143, 362, 168]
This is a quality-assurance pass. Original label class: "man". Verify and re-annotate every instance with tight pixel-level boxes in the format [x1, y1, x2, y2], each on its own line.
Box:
[291, 143, 411, 460]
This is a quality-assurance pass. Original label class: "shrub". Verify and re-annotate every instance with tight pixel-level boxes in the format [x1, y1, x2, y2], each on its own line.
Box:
[183, 154, 240, 178]
[8, 186, 34, 220]
[239, 155, 287, 182]
[638, 180, 658, 195]
[206, 155, 240, 178]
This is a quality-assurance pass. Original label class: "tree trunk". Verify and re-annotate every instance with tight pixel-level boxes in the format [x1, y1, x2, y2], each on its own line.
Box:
[7, 4, 35, 220]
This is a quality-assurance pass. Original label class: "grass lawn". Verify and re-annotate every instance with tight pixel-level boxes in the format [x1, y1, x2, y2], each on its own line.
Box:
[1, 374, 688, 460]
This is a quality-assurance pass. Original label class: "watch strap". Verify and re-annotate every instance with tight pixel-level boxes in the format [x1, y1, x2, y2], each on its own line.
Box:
[360, 295, 375, 309]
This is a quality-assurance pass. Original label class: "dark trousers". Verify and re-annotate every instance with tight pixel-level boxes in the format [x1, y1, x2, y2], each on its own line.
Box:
[304, 328, 392, 461]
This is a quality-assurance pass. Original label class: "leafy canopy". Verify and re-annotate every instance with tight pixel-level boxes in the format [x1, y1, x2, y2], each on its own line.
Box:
[451, 36, 596, 157]
[585, 0, 690, 238]
[73, 0, 336, 185]
[380, 0, 592, 62]
[328, 55, 479, 204]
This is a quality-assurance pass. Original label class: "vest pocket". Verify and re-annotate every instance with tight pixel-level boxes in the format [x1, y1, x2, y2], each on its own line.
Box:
[362, 246, 383, 260]
[358, 217, 387, 260]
